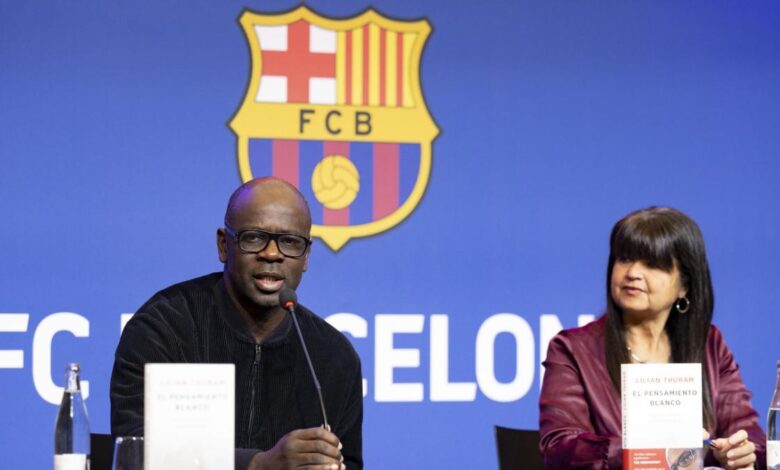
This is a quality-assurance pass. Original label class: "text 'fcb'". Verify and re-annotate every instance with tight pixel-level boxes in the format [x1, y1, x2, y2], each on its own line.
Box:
[299, 109, 372, 136]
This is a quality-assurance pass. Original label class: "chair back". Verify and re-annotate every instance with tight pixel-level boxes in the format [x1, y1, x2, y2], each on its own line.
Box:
[494, 426, 544, 470]
[90, 433, 114, 470]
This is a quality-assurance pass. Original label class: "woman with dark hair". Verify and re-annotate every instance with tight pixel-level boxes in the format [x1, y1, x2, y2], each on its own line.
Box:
[539, 207, 766, 469]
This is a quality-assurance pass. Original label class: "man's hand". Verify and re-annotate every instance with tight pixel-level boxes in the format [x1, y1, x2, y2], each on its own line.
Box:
[248, 427, 345, 470]
[711, 429, 757, 470]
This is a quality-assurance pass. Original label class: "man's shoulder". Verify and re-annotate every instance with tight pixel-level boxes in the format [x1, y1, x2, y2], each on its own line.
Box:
[297, 304, 360, 363]
[139, 272, 222, 313]
[127, 273, 224, 332]
[115, 274, 224, 364]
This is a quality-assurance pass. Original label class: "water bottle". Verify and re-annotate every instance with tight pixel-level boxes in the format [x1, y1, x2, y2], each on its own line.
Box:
[54, 363, 90, 470]
[769, 360, 780, 470]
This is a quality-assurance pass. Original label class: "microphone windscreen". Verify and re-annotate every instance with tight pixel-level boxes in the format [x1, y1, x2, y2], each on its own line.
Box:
[279, 288, 298, 309]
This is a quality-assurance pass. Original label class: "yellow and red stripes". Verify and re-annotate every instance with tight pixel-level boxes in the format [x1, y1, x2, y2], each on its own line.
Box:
[337, 25, 415, 107]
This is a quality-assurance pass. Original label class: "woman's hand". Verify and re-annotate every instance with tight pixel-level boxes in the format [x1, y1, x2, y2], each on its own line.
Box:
[711, 429, 757, 470]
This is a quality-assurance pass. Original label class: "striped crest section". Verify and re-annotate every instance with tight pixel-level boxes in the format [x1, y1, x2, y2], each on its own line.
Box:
[230, 6, 439, 251]
[337, 25, 416, 107]
[249, 139, 420, 225]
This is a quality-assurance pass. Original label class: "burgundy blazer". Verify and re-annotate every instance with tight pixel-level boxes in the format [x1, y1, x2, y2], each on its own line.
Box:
[539, 316, 766, 469]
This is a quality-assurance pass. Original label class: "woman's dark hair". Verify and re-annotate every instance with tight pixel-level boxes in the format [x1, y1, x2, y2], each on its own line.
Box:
[604, 207, 715, 429]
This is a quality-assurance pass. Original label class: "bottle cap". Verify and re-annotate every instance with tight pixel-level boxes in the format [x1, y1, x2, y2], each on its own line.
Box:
[64, 363, 82, 392]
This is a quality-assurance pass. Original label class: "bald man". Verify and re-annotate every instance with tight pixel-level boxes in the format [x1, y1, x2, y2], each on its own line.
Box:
[111, 178, 363, 470]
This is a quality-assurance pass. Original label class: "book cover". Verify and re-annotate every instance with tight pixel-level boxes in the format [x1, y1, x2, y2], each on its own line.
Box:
[622, 363, 703, 470]
[144, 363, 235, 470]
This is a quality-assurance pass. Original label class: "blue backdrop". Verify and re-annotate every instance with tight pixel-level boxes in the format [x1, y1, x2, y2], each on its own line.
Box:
[2, 1, 780, 468]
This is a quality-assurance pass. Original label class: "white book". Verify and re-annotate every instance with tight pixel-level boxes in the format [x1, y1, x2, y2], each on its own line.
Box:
[621, 363, 703, 470]
[144, 363, 235, 470]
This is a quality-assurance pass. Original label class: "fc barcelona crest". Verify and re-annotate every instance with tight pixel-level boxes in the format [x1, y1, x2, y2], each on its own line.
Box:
[229, 6, 439, 251]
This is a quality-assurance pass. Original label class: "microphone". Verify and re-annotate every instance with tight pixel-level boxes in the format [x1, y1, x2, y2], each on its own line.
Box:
[279, 288, 329, 429]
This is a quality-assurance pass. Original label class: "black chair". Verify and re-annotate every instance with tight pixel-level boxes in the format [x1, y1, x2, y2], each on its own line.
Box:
[494, 426, 544, 470]
[90, 433, 114, 470]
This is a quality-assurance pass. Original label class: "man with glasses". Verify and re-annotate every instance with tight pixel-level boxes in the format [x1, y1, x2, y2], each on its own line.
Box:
[111, 177, 363, 470]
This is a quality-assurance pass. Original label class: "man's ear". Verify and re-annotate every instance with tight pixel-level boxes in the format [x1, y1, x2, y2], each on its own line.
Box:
[217, 228, 228, 263]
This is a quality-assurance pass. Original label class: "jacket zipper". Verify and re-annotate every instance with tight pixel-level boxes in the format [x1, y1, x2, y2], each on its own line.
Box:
[246, 344, 261, 447]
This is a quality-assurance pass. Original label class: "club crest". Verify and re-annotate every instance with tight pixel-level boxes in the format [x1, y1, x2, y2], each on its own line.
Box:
[229, 6, 439, 251]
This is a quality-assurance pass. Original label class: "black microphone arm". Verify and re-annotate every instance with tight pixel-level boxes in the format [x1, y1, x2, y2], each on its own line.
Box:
[279, 288, 329, 429]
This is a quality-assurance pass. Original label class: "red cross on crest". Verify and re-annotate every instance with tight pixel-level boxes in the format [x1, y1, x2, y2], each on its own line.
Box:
[261, 20, 336, 103]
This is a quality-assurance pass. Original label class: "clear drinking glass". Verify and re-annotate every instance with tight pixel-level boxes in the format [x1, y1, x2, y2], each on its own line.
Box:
[112, 436, 143, 470]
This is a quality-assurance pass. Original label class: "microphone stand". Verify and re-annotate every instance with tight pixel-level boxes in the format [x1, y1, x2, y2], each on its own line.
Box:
[284, 299, 329, 429]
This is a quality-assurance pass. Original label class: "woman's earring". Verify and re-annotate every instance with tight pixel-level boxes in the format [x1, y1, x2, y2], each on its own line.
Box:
[675, 296, 690, 314]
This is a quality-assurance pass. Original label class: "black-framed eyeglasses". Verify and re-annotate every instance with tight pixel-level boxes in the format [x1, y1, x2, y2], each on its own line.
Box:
[224, 225, 311, 258]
